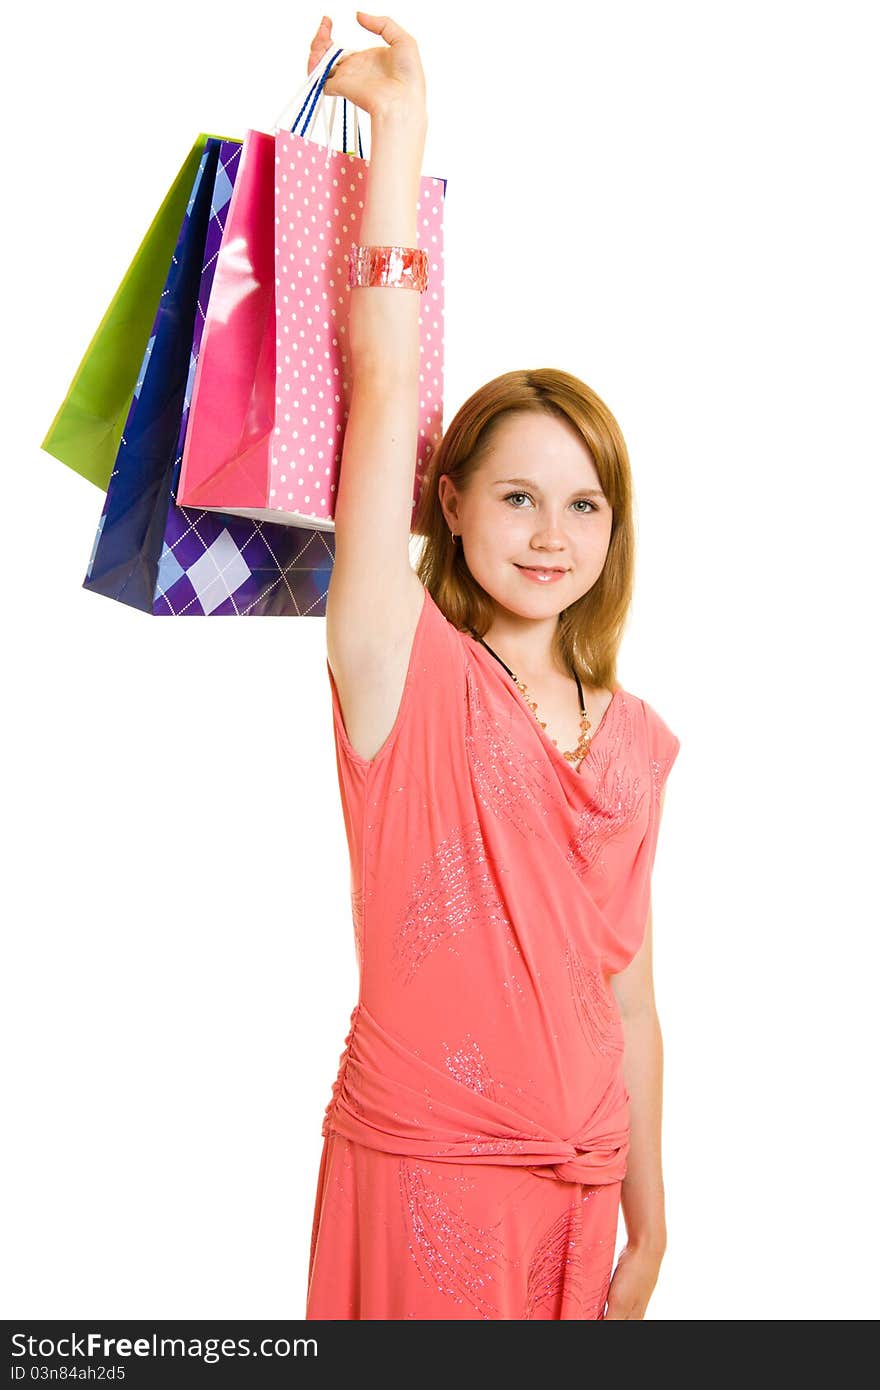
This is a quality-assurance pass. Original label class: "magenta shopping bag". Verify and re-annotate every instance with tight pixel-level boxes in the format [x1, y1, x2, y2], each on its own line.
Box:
[177, 47, 447, 532]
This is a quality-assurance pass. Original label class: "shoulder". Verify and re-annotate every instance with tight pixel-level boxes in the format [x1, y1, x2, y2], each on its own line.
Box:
[420, 586, 476, 653]
[325, 581, 471, 773]
[615, 687, 681, 761]
[421, 585, 468, 630]
[632, 694, 681, 792]
[401, 583, 475, 705]
[636, 694, 679, 741]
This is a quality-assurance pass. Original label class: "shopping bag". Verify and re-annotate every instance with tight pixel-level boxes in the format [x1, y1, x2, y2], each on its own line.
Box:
[174, 125, 277, 519]
[177, 47, 446, 531]
[41, 133, 232, 490]
[84, 137, 334, 617]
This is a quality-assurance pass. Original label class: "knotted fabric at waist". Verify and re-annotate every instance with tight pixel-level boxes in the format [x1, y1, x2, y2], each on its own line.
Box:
[321, 1001, 630, 1187]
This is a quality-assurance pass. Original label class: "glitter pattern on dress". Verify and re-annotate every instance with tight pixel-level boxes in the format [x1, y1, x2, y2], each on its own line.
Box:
[524, 1205, 584, 1319]
[463, 663, 556, 833]
[566, 768, 646, 877]
[399, 1159, 506, 1318]
[586, 691, 637, 774]
[440, 1033, 552, 1116]
[350, 879, 364, 972]
[500, 970, 527, 1008]
[392, 818, 516, 984]
[650, 753, 676, 805]
[442, 1036, 497, 1100]
[463, 1136, 531, 1155]
[565, 938, 624, 1056]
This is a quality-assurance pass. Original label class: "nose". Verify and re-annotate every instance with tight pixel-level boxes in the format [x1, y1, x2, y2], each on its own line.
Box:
[528, 519, 568, 549]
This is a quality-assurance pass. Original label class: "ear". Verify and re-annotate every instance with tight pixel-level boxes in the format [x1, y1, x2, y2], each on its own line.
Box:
[437, 474, 460, 526]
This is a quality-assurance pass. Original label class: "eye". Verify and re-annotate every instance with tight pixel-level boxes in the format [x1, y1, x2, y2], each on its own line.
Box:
[502, 492, 598, 513]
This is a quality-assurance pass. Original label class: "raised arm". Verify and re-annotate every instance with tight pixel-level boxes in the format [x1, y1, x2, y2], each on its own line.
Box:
[312, 14, 431, 761]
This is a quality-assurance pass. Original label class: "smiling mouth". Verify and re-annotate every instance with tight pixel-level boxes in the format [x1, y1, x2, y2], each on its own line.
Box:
[515, 564, 568, 573]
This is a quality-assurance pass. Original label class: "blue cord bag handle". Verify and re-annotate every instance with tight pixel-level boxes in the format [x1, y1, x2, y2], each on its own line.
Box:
[271, 46, 365, 159]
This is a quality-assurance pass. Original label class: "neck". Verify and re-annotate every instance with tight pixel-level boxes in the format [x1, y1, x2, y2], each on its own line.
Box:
[477, 614, 567, 681]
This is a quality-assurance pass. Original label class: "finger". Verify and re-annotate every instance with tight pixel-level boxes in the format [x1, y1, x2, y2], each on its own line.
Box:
[355, 11, 414, 45]
[307, 16, 333, 74]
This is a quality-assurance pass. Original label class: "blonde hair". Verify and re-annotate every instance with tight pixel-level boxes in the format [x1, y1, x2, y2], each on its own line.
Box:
[413, 367, 636, 693]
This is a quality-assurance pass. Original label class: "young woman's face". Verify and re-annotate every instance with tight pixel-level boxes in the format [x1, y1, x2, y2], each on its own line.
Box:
[439, 412, 614, 619]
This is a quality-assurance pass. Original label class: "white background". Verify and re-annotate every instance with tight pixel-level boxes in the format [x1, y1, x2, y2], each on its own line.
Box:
[3, 0, 877, 1320]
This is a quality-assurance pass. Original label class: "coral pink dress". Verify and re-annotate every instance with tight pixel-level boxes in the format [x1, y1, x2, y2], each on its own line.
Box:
[306, 583, 681, 1320]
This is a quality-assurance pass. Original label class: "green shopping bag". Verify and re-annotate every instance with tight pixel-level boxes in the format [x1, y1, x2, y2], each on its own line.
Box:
[41, 133, 235, 490]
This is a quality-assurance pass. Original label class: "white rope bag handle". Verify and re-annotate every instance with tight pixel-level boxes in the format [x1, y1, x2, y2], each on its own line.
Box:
[269, 45, 364, 165]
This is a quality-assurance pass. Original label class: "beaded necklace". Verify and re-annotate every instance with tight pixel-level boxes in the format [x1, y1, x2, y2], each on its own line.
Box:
[470, 631, 594, 765]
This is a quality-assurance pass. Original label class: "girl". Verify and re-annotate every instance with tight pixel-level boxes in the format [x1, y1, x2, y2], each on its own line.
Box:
[305, 12, 681, 1321]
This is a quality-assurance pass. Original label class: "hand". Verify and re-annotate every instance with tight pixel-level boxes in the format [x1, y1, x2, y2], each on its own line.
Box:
[307, 12, 426, 121]
[602, 1242, 664, 1320]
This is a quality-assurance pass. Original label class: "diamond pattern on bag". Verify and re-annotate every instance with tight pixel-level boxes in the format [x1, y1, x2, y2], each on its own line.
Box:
[133, 336, 155, 400]
[185, 530, 252, 615]
[156, 542, 186, 597]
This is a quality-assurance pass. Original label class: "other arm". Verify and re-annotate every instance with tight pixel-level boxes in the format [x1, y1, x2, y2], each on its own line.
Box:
[606, 787, 669, 1317]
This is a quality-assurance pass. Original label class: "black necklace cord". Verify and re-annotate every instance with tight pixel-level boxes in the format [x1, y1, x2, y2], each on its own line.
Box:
[471, 632, 586, 715]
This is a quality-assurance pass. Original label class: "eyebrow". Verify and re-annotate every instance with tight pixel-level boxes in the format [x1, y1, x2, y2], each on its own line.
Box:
[492, 477, 606, 498]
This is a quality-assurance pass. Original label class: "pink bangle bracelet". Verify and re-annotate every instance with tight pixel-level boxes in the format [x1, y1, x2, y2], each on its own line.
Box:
[348, 243, 429, 292]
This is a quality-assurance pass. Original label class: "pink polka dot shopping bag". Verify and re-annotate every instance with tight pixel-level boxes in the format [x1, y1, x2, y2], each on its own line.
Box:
[177, 46, 447, 532]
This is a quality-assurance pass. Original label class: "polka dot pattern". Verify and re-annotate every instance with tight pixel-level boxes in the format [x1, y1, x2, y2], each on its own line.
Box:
[271, 132, 446, 527]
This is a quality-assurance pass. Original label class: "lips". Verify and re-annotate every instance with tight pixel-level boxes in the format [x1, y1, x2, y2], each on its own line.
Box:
[515, 564, 567, 573]
[514, 563, 569, 584]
